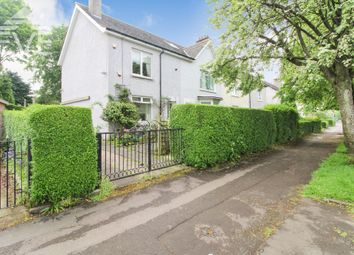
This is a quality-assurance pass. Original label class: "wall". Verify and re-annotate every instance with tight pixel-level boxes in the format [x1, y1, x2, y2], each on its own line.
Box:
[61, 11, 109, 131]
[180, 45, 224, 105]
[221, 86, 250, 108]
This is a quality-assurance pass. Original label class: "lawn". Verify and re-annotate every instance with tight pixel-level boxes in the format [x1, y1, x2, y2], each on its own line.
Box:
[304, 144, 354, 203]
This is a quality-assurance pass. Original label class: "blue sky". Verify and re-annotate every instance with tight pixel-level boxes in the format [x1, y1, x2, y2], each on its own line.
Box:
[60, 0, 219, 46]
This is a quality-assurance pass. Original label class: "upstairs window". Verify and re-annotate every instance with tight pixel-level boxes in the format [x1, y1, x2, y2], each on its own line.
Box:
[132, 49, 152, 78]
[200, 71, 215, 91]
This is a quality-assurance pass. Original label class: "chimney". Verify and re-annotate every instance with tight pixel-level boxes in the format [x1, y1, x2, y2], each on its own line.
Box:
[89, 0, 102, 18]
[196, 35, 210, 43]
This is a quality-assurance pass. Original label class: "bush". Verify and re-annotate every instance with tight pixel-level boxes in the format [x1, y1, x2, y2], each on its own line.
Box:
[102, 101, 140, 131]
[264, 104, 299, 144]
[170, 104, 275, 168]
[298, 118, 322, 137]
[4, 105, 98, 206]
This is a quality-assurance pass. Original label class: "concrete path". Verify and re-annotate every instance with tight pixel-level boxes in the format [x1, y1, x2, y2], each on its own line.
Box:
[0, 125, 352, 255]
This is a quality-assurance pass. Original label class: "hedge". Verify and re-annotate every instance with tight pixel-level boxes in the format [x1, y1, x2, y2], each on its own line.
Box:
[264, 104, 299, 144]
[4, 105, 98, 205]
[298, 119, 322, 137]
[170, 104, 275, 168]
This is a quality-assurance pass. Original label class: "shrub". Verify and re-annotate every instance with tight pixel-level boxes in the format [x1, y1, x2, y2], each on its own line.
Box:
[321, 120, 329, 129]
[102, 101, 140, 131]
[298, 118, 322, 137]
[264, 104, 299, 144]
[4, 105, 98, 206]
[170, 104, 275, 168]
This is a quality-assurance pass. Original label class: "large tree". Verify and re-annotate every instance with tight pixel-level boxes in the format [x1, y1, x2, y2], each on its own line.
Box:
[25, 25, 67, 104]
[0, 0, 37, 71]
[0, 72, 14, 103]
[6, 71, 32, 105]
[208, 0, 354, 152]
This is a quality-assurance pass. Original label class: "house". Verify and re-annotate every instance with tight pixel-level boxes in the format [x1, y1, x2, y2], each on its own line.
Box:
[222, 81, 280, 108]
[58, 0, 223, 131]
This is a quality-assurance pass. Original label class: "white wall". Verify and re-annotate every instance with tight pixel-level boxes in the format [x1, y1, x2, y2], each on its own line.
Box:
[180, 45, 223, 105]
[61, 11, 109, 131]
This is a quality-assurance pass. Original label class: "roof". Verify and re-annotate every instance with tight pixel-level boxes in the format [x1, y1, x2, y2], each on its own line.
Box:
[77, 4, 210, 60]
[263, 81, 279, 91]
[0, 99, 9, 105]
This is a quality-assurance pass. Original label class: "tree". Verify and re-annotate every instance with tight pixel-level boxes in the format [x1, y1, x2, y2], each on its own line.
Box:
[0, 72, 15, 103]
[25, 25, 67, 104]
[208, 0, 354, 152]
[5, 71, 32, 105]
[0, 0, 37, 71]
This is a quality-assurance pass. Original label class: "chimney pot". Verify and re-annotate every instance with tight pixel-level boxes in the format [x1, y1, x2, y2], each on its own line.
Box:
[89, 0, 102, 18]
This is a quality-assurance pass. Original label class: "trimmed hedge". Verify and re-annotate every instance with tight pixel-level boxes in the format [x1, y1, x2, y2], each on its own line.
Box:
[298, 119, 322, 136]
[264, 104, 299, 144]
[4, 105, 98, 205]
[170, 104, 275, 168]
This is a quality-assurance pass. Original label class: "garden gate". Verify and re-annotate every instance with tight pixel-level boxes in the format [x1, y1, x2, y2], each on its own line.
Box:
[0, 140, 31, 210]
[97, 128, 183, 181]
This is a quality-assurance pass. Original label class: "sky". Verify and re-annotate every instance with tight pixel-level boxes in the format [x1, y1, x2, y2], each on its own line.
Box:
[4, 0, 279, 91]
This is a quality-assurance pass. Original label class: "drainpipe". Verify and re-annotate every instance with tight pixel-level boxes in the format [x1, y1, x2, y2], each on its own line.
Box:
[249, 92, 252, 108]
[159, 50, 165, 120]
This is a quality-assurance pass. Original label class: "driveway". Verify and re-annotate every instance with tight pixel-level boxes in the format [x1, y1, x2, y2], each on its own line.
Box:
[0, 125, 352, 255]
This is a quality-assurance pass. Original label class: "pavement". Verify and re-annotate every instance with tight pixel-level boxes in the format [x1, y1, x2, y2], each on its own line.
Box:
[0, 124, 353, 255]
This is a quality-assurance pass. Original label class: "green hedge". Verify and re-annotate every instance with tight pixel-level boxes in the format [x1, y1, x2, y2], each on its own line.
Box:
[170, 104, 275, 168]
[264, 104, 299, 144]
[298, 118, 322, 137]
[4, 105, 98, 205]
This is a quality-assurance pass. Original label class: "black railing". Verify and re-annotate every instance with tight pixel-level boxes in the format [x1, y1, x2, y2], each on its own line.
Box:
[97, 128, 183, 180]
[0, 139, 31, 209]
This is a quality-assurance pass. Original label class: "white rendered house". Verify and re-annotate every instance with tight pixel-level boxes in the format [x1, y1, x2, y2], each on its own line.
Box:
[58, 0, 223, 131]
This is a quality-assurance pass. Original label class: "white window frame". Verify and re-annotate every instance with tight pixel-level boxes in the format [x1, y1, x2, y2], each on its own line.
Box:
[131, 96, 153, 104]
[131, 49, 152, 79]
[200, 71, 215, 92]
[231, 87, 242, 97]
[199, 100, 214, 105]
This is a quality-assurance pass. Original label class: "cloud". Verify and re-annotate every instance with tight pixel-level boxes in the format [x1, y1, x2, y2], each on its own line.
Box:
[142, 14, 155, 27]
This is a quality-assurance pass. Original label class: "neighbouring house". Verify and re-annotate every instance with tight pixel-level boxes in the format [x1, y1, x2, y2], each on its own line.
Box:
[222, 81, 280, 108]
[58, 0, 224, 131]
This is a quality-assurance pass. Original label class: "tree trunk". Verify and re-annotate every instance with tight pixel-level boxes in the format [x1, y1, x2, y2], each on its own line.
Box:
[331, 63, 354, 154]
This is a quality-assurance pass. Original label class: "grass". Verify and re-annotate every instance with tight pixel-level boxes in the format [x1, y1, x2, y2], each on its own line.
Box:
[303, 144, 354, 204]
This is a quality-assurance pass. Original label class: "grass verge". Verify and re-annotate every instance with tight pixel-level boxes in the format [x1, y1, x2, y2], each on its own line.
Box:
[303, 144, 354, 211]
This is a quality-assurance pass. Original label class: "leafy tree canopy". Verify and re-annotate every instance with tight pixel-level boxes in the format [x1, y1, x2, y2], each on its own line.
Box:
[0, 0, 37, 70]
[6, 71, 32, 106]
[208, 0, 354, 150]
[25, 25, 67, 104]
[0, 72, 15, 103]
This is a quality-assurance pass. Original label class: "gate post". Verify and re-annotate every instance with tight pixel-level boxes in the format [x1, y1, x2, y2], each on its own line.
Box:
[96, 133, 102, 181]
[27, 139, 32, 192]
[148, 130, 152, 172]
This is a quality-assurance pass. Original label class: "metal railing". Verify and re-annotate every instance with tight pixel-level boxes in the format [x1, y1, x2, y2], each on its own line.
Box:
[97, 128, 183, 180]
[0, 140, 31, 209]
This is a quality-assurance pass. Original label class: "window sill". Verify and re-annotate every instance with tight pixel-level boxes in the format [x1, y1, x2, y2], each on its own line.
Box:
[200, 89, 216, 93]
[131, 74, 153, 80]
[231, 95, 241, 98]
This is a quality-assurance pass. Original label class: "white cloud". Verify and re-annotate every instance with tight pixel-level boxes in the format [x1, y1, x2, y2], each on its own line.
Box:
[142, 14, 155, 27]
[4, 0, 68, 92]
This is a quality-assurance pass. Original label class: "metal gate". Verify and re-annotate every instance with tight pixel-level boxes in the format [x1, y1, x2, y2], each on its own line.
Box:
[97, 128, 183, 180]
[0, 140, 31, 209]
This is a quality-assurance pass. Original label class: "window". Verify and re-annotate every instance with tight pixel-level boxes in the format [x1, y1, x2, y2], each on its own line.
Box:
[132, 96, 152, 121]
[199, 100, 213, 105]
[257, 90, 263, 101]
[132, 49, 152, 78]
[200, 71, 215, 91]
[231, 87, 242, 97]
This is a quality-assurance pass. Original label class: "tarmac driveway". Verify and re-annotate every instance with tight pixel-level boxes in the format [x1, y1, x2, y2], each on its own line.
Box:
[0, 125, 352, 255]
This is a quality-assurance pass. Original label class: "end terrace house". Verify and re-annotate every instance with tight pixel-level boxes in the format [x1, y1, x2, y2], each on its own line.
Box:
[58, 0, 223, 131]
